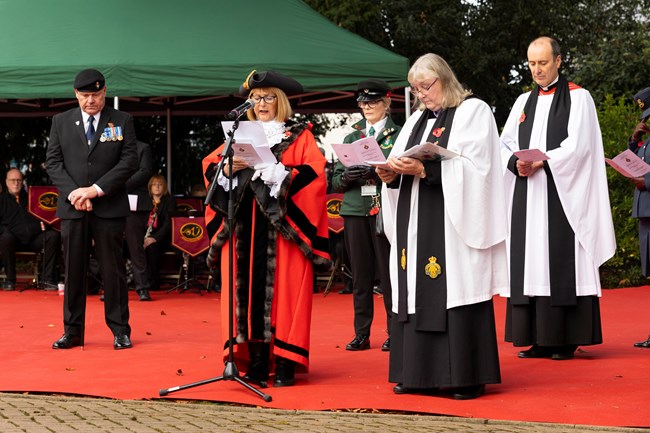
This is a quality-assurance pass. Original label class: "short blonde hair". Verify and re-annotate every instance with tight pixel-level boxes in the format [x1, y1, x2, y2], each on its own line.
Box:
[408, 53, 472, 110]
[246, 87, 293, 122]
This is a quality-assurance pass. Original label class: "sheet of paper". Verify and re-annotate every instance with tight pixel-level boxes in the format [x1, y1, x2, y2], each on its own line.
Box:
[514, 148, 550, 162]
[331, 136, 386, 167]
[399, 141, 459, 161]
[128, 194, 138, 211]
[221, 121, 277, 166]
[605, 149, 650, 178]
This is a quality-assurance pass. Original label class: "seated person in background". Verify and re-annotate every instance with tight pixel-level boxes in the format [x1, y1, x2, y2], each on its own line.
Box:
[0, 168, 61, 291]
[144, 174, 175, 292]
[189, 183, 207, 199]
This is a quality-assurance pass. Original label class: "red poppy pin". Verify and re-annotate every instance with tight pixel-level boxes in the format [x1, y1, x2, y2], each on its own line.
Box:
[519, 111, 526, 124]
[432, 127, 445, 138]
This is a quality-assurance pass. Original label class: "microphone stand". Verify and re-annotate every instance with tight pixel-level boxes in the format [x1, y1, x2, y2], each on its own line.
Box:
[160, 116, 272, 402]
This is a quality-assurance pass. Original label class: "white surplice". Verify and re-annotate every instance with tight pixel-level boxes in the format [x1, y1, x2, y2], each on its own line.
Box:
[382, 98, 509, 312]
[500, 87, 616, 298]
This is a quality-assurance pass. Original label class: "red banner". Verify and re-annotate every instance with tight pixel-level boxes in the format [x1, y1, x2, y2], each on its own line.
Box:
[171, 217, 210, 257]
[27, 186, 60, 226]
[175, 197, 204, 215]
[326, 193, 344, 233]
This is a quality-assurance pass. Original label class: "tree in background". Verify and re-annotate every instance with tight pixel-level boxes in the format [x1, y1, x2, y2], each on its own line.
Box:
[306, 0, 650, 125]
[306, 0, 650, 287]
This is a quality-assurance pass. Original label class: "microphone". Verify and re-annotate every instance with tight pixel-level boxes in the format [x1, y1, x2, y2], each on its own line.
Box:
[226, 99, 255, 120]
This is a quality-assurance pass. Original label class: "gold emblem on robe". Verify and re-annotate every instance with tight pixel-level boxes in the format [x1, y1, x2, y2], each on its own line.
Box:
[424, 256, 442, 279]
[400, 248, 406, 270]
[638, 98, 645, 110]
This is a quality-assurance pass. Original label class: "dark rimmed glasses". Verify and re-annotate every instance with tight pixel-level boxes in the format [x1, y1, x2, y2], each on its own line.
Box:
[251, 95, 277, 104]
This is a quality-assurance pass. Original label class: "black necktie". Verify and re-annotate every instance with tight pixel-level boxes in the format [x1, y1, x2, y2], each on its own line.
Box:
[87, 116, 95, 145]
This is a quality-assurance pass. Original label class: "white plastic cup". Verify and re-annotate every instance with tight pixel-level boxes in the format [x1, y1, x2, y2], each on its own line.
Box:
[58, 283, 64, 296]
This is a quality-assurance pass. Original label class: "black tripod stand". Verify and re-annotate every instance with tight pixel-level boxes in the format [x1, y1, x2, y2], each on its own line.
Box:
[166, 251, 206, 295]
[159, 118, 272, 402]
[21, 222, 55, 292]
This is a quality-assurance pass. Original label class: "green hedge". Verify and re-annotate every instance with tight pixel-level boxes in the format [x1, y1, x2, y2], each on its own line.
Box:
[598, 95, 650, 288]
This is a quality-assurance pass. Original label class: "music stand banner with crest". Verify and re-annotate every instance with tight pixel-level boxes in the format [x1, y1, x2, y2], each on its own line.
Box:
[171, 217, 209, 257]
[175, 197, 204, 215]
[326, 193, 344, 234]
[27, 186, 61, 230]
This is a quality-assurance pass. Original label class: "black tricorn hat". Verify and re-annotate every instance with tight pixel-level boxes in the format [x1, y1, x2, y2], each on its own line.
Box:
[74, 68, 105, 92]
[356, 79, 392, 102]
[239, 70, 304, 96]
[633, 87, 650, 120]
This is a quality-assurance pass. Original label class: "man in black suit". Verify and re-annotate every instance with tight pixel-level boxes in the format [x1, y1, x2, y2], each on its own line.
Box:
[0, 168, 61, 291]
[46, 69, 138, 350]
[124, 141, 154, 301]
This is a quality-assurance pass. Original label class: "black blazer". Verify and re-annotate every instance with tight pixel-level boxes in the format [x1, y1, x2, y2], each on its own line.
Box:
[126, 141, 154, 212]
[149, 194, 176, 243]
[46, 106, 138, 219]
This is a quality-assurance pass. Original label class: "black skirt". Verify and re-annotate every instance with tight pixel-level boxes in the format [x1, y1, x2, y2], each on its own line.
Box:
[504, 295, 602, 347]
[388, 299, 501, 389]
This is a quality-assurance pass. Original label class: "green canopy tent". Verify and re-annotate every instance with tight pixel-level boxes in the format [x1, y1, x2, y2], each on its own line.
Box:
[0, 0, 409, 186]
[0, 0, 408, 112]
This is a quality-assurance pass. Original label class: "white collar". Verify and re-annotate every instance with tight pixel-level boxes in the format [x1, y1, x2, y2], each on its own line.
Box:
[260, 120, 286, 147]
[540, 76, 559, 92]
[366, 117, 388, 136]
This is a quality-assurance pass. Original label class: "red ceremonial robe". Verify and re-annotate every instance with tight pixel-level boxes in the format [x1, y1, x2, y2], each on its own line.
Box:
[202, 121, 329, 372]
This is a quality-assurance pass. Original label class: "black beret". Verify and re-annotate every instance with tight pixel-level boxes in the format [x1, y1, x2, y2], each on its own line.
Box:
[239, 70, 303, 96]
[74, 68, 105, 92]
[633, 87, 650, 120]
[356, 79, 392, 102]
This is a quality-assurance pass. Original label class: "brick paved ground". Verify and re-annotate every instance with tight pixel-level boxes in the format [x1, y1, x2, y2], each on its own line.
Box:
[0, 393, 645, 433]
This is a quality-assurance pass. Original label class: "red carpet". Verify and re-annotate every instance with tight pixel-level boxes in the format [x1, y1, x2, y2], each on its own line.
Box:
[1, 285, 649, 428]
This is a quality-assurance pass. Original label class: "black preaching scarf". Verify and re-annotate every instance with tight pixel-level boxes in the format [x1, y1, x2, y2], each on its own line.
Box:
[510, 74, 576, 306]
[396, 107, 456, 330]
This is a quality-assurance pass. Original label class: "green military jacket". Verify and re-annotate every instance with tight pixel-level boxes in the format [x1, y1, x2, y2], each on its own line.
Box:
[331, 117, 401, 216]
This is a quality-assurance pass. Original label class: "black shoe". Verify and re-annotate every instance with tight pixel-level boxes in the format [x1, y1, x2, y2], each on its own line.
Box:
[243, 342, 270, 386]
[114, 334, 132, 350]
[518, 344, 552, 359]
[372, 285, 383, 295]
[137, 289, 152, 301]
[346, 335, 370, 351]
[1, 281, 16, 291]
[393, 383, 409, 394]
[381, 337, 390, 352]
[551, 351, 575, 360]
[634, 336, 650, 348]
[452, 384, 486, 400]
[52, 334, 83, 349]
[273, 357, 295, 387]
[550, 345, 577, 360]
[338, 287, 353, 294]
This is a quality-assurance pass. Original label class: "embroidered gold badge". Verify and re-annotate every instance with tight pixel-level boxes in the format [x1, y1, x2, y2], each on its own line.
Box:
[400, 248, 406, 271]
[638, 98, 645, 110]
[424, 256, 442, 279]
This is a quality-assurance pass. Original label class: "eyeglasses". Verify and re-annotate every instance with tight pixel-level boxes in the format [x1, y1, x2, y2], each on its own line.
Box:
[357, 100, 382, 109]
[410, 78, 438, 96]
[250, 95, 277, 104]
